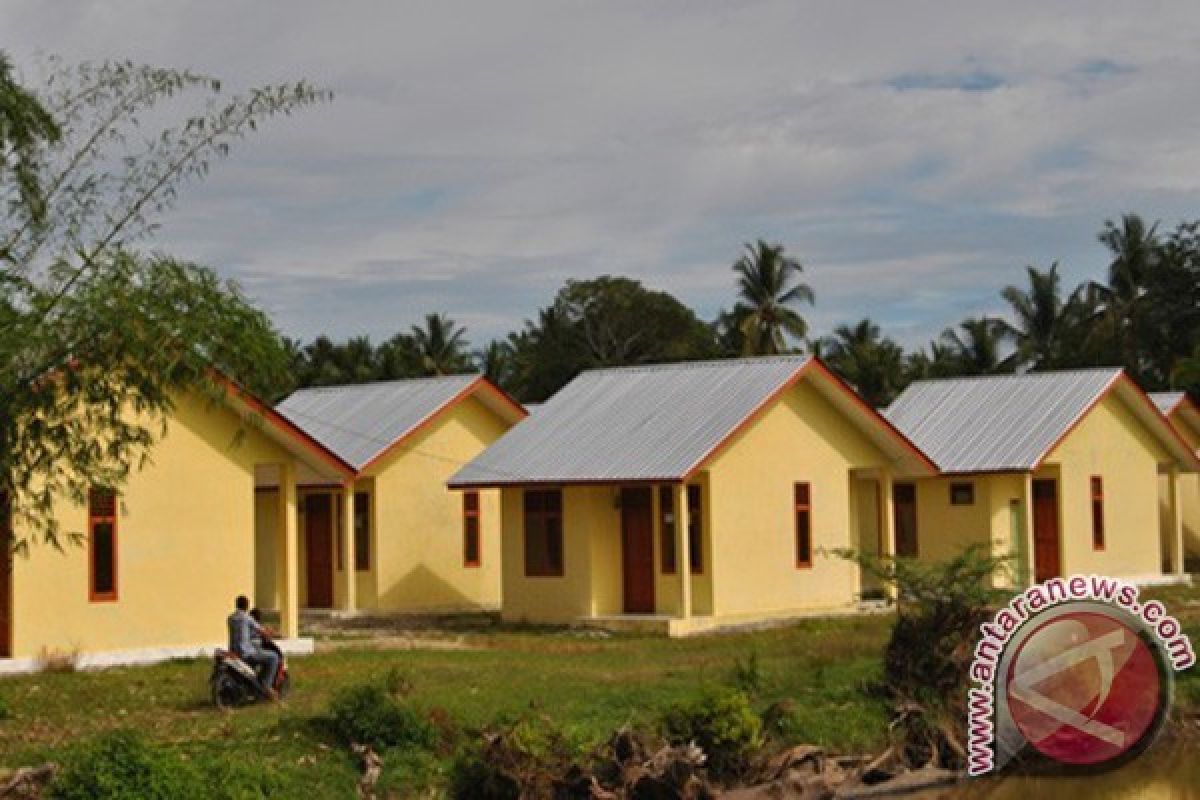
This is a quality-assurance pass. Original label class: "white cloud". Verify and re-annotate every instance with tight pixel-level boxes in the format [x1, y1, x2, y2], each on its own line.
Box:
[4, 0, 1200, 346]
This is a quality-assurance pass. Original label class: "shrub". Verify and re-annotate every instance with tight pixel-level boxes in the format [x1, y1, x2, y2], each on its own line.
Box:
[383, 665, 414, 698]
[835, 544, 1010, 769]
[327, 683, 436, 751]
[448, 713, 579, 800]
[729, 649, 763, 695]
[660, 686, 762, 780]
[51, 730, 197, 800]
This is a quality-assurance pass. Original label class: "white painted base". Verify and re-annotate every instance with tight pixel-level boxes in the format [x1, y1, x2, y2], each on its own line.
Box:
[1128, 573, 1193, 587]
[0, 638, 314, 676]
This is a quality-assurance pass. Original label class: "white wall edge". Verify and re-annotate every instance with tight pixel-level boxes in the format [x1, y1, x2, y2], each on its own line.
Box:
[0, 638, 314, 677]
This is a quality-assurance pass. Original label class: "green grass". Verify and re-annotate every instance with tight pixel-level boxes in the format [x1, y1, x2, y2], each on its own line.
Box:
[1, 583, 1198, 797]
[0, 615, 892, 797]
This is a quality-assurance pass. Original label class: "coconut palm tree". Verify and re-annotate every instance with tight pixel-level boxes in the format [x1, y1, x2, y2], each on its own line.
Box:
[1000, 263, 1090, 370]
[732, 240, 814, 355]
[1090, 214, 1160, 370]
[411, 312, 470, 375]
[821, 318, 906, 408]
[940, 317, 1013, 375]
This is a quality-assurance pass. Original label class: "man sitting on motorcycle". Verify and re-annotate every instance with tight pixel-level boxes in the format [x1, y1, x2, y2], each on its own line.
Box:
[227, 595, 279, 700]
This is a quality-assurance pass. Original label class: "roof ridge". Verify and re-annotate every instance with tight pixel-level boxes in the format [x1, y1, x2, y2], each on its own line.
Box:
[579, 354, 810, 377]
[285, 373, 479, 397]
[902, 367, 1123, 388]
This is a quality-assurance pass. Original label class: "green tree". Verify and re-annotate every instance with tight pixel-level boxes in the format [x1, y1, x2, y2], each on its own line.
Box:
[475, 339, 517, 392]
[412, 312, 471, 376]
[731, 240, 814, 355]
[1, 56, 328, 543]
[939, 316, 1012, 375]
[508, 276, 718, 402]
[0, 54, 61, 227]
[820, 318, 906, 408]
[1000, 263, 1086, 370]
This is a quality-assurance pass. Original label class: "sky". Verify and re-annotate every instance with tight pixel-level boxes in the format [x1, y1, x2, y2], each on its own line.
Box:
[6, 1, 1200, 350]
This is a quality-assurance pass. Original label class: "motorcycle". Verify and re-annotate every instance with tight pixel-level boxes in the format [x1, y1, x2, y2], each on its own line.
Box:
[209, 635, 290, 709]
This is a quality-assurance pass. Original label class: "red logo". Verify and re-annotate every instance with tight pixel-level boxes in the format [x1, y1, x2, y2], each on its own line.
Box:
[1005, 611, 1165, 766]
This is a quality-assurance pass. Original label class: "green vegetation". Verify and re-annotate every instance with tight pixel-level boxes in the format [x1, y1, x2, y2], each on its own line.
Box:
[0, 53, 328, 545]
[0, 586, 1195, 795]
[0, 616, 892, 796]
[661, 685, 763, 779]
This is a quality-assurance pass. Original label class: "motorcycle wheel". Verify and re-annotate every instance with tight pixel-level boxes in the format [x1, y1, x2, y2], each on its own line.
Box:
[211, 673, 245, 710]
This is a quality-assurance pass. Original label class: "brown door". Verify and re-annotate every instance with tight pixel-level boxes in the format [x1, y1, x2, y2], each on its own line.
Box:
[305, 494, 334, 609]
[892, 483, 918, 557]
[1032, 480, 1061, 583]
[621, 488, 655, 614]
[0, 492, 11, 658]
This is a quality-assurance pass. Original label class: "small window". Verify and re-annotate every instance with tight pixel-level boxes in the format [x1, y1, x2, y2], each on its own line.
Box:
[524, 490, 564, 576]
[335, 494, 344, 571]
[687, 485, 703, 574]
[463, 491, 482, 567]
[795, 483, 812, 568]
[89, 488, 118, 602]
[950, 482, 975, 506]
[353, 492, 371, 571]
[659, 486, 677, 574]
[1091, 476, 1105, 550]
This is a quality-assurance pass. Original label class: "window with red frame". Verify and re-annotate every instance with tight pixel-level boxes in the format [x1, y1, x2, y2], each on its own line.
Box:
[795, 483, 812, 568]
[89, 489, 118, 602]
[1090, 476, 1105, 550]
[463, 491, 482, 567]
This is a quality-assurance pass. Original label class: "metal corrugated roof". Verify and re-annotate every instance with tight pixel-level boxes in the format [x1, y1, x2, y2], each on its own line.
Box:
[277, 375, 480, 470]
[449, 356, 812, 486]
[1150, 391, 1186, 416]
[884, 369, 1123, 473]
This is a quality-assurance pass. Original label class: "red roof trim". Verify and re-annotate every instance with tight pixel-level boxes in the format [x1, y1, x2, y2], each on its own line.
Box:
[214, 374, 356, 478]
[680, 357, 937, 481]
[358, 376, 527, 474]
[1032, 372, 1200, 471]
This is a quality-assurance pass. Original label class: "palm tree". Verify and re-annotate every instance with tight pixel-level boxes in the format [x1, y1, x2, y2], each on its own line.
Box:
[411, 312, 470, 375]
[732, 240, 814, 355]
[1091, 214, 1160, 371]
[821, 318, 906, 408]
[1001, 263, 1085, 369]
[940, 317, 1013, 375]
[475, 339, 515, 390]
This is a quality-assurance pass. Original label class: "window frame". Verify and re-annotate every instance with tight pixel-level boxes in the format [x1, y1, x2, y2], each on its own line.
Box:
[353, 491, 371, 572]
[463, 491, 482, 568]
[1090, 475, 1105, 551]
[795, 482, 813, 568]
[686, 484, 703, 574]
[659, 486, 677, 574]
[88, 488, 118, 603]
[949, 481, 975, 506]
[524, 489, 564, 577]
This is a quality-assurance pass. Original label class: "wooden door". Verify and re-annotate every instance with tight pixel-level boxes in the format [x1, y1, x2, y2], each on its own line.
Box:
[1032, 480, 1061, 583]
[892, 483, 918, 558]
[0, 492, 10, 658]
[621, 488, 655, 614]
[305, 494, 334, 609]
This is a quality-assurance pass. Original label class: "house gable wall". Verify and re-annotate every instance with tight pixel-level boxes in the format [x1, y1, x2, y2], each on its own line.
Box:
[10, 391, 294, 659]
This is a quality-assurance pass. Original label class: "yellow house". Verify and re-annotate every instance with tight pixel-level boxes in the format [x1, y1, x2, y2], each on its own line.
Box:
[267, 375, 526, 615]
[0, 380, 354, 670]
[448, 356, 936, 636]
[1152, 391, 1200, 570]
[884, 370, 1200, 587]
